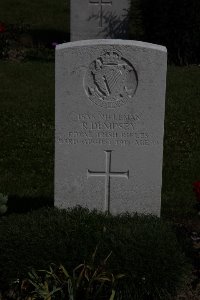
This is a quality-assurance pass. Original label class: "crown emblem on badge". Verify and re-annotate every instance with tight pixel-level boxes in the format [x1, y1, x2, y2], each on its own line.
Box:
[101, 50, 121, 65]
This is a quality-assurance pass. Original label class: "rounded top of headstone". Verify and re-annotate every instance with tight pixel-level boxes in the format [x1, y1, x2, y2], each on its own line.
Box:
[56, 39, 167, 53]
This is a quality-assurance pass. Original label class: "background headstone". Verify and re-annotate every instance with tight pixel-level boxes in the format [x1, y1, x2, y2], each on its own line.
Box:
[55, 39, 167, 216]
[70, 0, 130, 41]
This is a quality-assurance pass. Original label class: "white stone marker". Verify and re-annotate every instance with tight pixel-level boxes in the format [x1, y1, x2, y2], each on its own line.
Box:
[70, 0, 130, 41]
[55, 40, 167, 216]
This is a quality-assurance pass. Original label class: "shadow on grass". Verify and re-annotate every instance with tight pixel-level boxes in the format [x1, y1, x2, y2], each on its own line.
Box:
[7, 195, 54, 214]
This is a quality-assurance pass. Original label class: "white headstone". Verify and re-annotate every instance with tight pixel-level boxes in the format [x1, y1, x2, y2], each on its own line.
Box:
[71, 0, 130, 41]
[55, 39, 167, 216]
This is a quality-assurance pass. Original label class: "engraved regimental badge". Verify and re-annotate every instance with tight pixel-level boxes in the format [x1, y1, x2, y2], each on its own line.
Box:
[84, 49, 138, 109]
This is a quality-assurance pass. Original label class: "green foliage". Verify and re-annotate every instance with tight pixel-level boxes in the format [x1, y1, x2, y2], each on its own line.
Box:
[15, 248, 125, 300]
[0, 22, 58, 62]
[0, 1, 69, 62]
[128, 0, 144, 40]
[129, 0, 200, 65]
[0, 193, 8, 215]
[0, 0, 69, 33]
[162, 66, 200, 218]
[0, 22, 31, 61]
[0, 207, 190, 299]
[24, 47, 55, 62]
[0, 34, 8, 60]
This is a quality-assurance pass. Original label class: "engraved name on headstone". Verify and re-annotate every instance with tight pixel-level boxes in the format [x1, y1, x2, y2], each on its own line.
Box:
[70, 0, 130, 41]
[55, 40, 167, 216]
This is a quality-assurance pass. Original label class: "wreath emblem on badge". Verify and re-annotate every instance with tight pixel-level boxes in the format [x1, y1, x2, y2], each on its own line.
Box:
[84, 49, 138, 109]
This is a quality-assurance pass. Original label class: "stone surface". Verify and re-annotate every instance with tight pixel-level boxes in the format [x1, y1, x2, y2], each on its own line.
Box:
[55, 39, 167, 216]
[70, 0, 130, 41]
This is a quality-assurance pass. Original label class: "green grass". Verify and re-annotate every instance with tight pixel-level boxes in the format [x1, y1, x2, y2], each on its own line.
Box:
[0, 207, 190, 299]
[0, 61, 54, 198]
[0, 62, 199, 218]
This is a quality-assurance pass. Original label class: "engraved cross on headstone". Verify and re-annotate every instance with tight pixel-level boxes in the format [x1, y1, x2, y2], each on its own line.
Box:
[87, 150, 129, 213]
[89, 0, 112, 28]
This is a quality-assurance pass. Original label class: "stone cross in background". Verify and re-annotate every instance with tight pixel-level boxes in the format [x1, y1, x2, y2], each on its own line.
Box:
[55, 40, 167, 216]
[89, 0, 112, 28]
[70, 0, 130, 41]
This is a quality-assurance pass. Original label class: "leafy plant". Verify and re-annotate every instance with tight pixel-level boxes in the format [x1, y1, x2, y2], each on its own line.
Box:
[17, 246, 125, 300]
[129, 0, 200, 65]
[0, 193, 8, 215]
